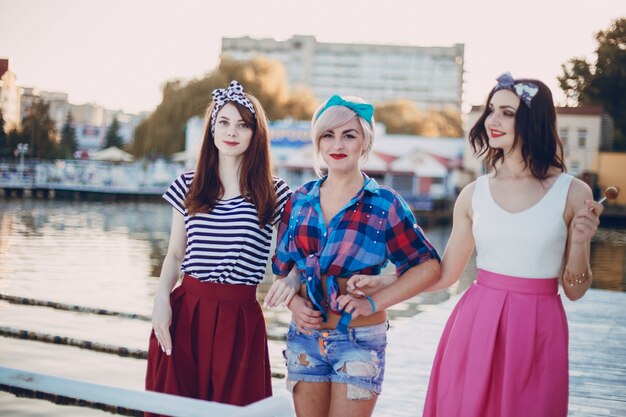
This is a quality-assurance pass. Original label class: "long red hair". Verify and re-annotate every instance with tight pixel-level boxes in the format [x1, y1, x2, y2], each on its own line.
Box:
[184, 94, 276, 228]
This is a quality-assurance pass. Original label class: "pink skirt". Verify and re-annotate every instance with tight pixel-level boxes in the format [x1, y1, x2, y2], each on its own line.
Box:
[145, 275, 272, 415]
[423, 269, 568, 417]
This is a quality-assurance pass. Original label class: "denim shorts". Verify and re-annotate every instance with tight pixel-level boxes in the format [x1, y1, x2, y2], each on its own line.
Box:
[283, 321, 388, 400]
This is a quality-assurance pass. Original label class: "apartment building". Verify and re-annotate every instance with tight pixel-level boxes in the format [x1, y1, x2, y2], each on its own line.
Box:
[221, 35, 464, 111]
[556, 106, 614, 176]
[0, 58, 21, 131]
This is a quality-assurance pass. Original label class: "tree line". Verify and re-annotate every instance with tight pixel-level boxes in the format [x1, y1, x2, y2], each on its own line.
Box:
[558, 17, 625, 150]
[0, 101, 126, 160]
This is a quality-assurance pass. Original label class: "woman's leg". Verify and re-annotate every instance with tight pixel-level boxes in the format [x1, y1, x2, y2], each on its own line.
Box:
[326, 322, 387, 417]
[328, 383, 378, 417]
[293, 381, 331, 417]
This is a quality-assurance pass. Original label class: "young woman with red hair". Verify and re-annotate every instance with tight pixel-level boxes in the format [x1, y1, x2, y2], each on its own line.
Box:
[145, 81, 291, 411]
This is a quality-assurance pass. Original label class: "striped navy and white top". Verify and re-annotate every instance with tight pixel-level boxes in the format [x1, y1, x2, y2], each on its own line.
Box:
[163, 172, 292, 285]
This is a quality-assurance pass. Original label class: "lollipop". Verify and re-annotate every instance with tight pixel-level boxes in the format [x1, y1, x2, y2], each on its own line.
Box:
[597, 186, 619, 205]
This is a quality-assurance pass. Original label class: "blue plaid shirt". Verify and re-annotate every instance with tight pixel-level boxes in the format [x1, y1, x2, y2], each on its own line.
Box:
[272, 175, 440, 331]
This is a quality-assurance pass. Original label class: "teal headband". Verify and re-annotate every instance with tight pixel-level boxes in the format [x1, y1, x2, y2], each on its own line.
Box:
[316, 95, 374, 125]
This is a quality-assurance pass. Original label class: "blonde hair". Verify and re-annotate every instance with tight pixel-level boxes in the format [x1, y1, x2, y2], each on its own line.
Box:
[311, 96, 375, 177]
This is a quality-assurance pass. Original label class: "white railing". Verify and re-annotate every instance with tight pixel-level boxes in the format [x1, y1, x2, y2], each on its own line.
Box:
[0, 160, 182, 194]
[0, 366, 293, 417]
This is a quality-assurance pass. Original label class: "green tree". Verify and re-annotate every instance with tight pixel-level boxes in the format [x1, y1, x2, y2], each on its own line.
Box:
[423, 108, 463, 137]
[21, 99, 58, 158]
[558, 18, 626, 150]
[375, 100, 425, 135]
[104, 116, 124, 149]
[130, 57, 318, 158]
[214, 57, 291, 120]
[285, 87, 319, 121]
[375, 100, 462, 137]
[59, 111, 78, 158]
[5, 129, 25, 158]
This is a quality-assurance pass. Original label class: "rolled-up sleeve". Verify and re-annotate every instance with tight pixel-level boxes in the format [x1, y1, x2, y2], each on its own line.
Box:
[385, 195, 440, 276]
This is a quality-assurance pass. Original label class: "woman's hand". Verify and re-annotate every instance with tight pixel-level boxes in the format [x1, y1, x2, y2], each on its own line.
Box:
[151, 293, 172, 356]
[288, 295, 322, 334]
[346, 274, 397, 297]
[337, 294, 375, 320]
[264, 274, 300, 308]
[570, 200, 603, 245]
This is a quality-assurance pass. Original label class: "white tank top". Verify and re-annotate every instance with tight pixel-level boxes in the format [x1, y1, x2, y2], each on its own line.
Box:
[472, 173, 573, 278]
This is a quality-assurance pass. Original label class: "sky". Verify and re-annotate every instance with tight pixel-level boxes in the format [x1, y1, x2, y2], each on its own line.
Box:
[1, 0, 624, 114]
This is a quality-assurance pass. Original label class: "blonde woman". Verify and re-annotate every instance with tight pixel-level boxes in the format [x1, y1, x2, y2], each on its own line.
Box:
[266, 95, 441, 417]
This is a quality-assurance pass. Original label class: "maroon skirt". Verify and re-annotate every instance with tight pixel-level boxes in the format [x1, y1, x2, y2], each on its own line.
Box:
[145, 274, 272, 414]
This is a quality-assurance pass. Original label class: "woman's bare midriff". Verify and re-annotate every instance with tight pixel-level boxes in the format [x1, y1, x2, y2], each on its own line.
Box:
[298, 275, 387, 329]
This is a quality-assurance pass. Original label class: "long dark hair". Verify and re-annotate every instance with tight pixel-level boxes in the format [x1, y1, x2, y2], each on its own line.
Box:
[469, 78, 565, 179]
[184, 95, 276, 228]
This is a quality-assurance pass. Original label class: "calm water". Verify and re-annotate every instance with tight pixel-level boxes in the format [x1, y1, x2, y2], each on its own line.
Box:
[0, 199, 624, 416]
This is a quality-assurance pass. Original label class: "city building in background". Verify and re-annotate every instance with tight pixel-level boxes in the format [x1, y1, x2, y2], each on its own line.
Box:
[221, 35, 464, 111]
[0, 58, 21, 131]
[0, 58, 146, 152]
[71, 104, 147, 152]
[556, 106, 614, 176]
[20, 88, 80, 140]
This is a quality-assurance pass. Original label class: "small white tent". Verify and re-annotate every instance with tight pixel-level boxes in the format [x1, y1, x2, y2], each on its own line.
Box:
[91, 146, 135, 163]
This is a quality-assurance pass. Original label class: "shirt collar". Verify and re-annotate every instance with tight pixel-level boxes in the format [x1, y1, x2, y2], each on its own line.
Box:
[362, 174, 380, 195]
[305, 173, 380, 202]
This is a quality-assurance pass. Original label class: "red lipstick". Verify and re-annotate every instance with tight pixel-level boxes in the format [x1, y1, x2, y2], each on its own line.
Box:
[490, 129, 505, 138]
[330, 153, 347, 160]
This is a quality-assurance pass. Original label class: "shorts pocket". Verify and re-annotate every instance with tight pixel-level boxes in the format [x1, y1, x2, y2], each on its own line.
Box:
[349, 328, 387, 351]
[287, 322, 299, 339]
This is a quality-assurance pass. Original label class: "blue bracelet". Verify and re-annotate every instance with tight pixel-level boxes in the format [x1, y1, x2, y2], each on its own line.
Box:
[365, 295, 376, 313]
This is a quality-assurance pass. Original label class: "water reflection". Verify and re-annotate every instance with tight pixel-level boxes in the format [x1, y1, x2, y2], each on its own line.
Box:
[0, 200, 170, 315]
[591, 228, 626, 291]
[0, 199, 624, 320]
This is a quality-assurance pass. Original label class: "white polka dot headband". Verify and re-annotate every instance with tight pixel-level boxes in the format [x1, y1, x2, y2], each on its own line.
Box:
[210, 80, 256, 133]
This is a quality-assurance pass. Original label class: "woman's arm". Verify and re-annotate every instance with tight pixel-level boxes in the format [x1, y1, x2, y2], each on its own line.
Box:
[264, 267, 301, 308]
[561, 179, 603, 301]
[152, 209, 187, 355]
[286, 293, 323, 334]
[265, 193, 299, 308]
[345, 273, 398, 297]
[424, 182, 476, 292]
[338, 258, 440, 319]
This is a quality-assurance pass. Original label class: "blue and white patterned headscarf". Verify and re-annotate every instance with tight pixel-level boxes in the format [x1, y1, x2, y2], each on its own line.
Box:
[210, 80, 256, 133]
[494, 72, 539, 108]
